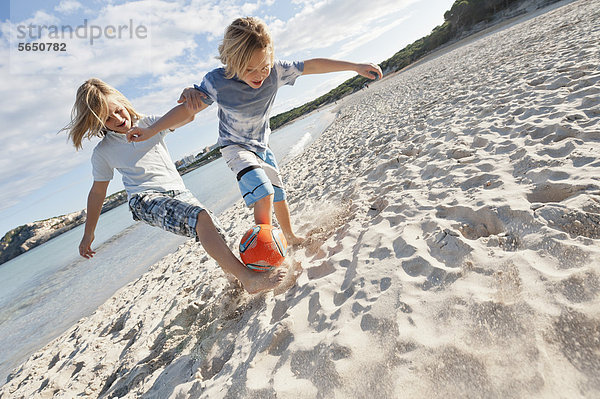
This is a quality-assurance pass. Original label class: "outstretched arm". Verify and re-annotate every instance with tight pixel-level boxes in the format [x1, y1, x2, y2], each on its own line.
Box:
[302, 58, 383, 80]
[127, 100, 207, 142]
[79, 180, 109, 259]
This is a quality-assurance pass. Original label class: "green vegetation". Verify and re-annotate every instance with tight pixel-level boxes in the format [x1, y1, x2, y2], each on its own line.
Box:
[0, 225, 32, 250]
[444, 0, 522, 28]
[193, 147, 222, 166]
[269, 0, 536, 130]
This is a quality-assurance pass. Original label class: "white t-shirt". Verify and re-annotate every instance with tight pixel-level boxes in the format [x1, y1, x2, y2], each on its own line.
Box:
[91, 115, 186, 199]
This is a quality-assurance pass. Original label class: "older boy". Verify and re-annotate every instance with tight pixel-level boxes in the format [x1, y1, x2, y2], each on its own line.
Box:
[127, 17, 382, 245]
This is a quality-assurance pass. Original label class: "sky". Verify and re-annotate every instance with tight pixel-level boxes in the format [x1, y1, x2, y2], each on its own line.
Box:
[0, 0, 455, 237]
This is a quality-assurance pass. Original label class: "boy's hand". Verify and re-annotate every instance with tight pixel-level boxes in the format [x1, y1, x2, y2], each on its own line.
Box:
[79, 234, 96, 259]
[126, 126, 154, 142]
[356, 63, 383, 80]
[178, 87, 207, 112]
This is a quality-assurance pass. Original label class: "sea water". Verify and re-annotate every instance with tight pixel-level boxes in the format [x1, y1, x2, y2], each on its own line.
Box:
[0, 107, 336, 384]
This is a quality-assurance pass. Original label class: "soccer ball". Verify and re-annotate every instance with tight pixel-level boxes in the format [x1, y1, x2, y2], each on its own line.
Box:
[239, 224, 287, 271]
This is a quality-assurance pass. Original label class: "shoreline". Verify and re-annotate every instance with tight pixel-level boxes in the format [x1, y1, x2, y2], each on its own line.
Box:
[0, 153, 217, 267]
[3, 0, 600, 396]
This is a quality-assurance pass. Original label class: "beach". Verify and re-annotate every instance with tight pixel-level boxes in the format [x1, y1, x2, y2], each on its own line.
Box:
[2, 0, 599, 397]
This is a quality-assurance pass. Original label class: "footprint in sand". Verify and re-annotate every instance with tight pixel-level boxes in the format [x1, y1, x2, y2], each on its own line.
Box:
[526, 182, 593, 203]
[459, 173, 503, 191]
[288, 343, 350, 396]
[426, 229, 473, 266]
[436, 206, 505, 240]
[535, 205, 600, 240]
[398, 256, 461, 291]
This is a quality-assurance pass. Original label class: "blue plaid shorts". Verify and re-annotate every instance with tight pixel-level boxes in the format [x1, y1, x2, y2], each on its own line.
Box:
[128, 189, 225, 241]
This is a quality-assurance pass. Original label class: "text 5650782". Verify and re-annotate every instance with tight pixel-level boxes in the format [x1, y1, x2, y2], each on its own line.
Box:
[17, 43, 66, 51]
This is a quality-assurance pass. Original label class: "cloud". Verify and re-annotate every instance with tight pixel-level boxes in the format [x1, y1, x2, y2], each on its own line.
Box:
[0, 68, 86, 211]
[332, 14, 411, 59]
[0, 0, 241, 211]
[0, 131, 88, 211]
[55, 0, 84, 14]
[271, 0, 418, 57]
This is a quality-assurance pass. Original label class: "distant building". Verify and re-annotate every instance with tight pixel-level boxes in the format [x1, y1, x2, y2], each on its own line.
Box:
[175, 154, 197, 169]
[175, 144, 220, 170]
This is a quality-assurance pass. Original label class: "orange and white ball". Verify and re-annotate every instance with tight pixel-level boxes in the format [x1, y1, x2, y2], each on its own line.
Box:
[239, 224, 287, 271]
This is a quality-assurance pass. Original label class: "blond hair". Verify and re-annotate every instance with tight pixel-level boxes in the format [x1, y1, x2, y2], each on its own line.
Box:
[63, 78, 142, 150]
[217, 17, 274, 79]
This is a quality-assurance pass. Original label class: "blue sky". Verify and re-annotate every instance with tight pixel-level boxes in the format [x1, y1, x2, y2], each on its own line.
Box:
[0, 0, 454, 237]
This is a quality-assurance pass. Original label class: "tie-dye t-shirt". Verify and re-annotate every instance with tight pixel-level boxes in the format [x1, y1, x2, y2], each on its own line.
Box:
[194, 60, 304, 153]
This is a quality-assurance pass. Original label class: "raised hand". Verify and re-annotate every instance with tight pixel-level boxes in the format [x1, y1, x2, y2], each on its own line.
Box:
[178, 87, 207, 112]
[126, 126, 154, 142]
[356, 63, 383, 80]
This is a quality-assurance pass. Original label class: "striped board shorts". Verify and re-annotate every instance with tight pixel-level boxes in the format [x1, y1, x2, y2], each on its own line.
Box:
[128, 189, 225, 241]
[220, 145, 286, 207]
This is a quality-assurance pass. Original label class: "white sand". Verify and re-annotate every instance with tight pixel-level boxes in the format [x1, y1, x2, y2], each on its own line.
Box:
[2, 0, 599, 397]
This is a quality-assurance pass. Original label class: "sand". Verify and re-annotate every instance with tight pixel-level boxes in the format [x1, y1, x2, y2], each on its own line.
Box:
[2, 0, 599, 397]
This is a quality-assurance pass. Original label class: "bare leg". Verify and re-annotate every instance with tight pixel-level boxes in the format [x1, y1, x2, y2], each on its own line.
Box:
[274, 200, 305, 245]
[253, 194, 273, 225]
[195, 211, 285, 294]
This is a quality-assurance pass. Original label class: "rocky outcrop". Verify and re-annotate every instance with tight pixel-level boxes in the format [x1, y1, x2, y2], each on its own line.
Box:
[0, 191, 128, 266]
[0, 210, 87, 265]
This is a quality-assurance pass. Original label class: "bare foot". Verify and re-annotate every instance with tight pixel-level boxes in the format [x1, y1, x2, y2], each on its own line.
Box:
[285, 234, 306, 247]
[240, 267, 287, 294]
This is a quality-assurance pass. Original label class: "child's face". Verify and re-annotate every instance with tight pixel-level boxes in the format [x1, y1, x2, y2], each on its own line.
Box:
[240, 47, 272, 89]
[104, 96, 132, 133]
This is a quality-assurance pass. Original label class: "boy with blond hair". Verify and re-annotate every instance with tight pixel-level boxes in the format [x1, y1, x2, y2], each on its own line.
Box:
[128, 16, 382, 245]
[66, 78, 286, 294]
